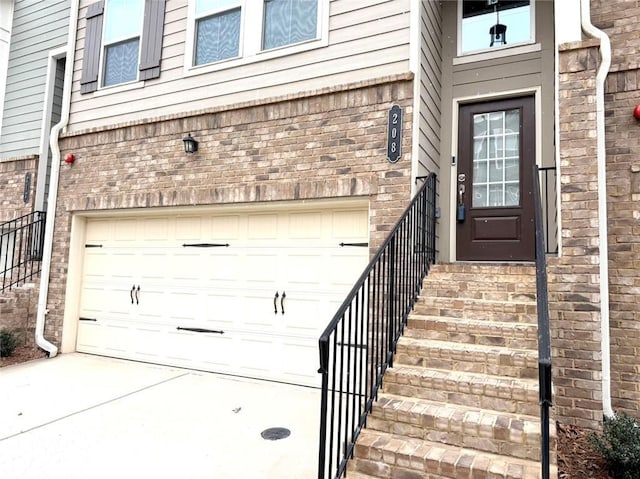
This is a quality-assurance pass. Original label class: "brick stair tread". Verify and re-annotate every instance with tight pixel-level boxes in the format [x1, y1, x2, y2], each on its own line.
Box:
[413, 296, 538, 323]
[352, 429, 551, 479]
[397, 337, 538, 357]
[369, 392, 547, 461]
[407, 315, 538, 339]
[429, 263, 536, 275]
[383, 365, 539, 415]
[384, 364, 538, 394]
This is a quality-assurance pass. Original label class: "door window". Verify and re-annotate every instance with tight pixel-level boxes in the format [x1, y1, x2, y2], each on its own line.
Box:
[472, 109, 520, 207]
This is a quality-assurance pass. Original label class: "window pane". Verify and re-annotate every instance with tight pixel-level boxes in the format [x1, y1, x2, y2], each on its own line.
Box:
[104, 0, 143, 43]
[104, 38, 140, 86]
[195, 9, 241, 65]
[263, 0, 318, 50]
[461, 1, 531, 54]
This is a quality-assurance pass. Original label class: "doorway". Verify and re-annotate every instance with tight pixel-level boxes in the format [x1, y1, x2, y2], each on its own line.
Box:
[456, 96, 536, 261]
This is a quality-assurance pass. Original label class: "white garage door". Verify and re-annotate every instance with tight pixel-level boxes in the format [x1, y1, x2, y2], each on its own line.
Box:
[76, 205, 369, 387]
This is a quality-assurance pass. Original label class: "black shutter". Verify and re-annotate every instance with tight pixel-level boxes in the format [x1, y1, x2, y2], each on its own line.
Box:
[80, 1, 105, 94]
[139, 0, 166, 81]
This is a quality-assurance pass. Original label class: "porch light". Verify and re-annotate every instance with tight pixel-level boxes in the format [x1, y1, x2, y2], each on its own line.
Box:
[183, 133, 198, 154]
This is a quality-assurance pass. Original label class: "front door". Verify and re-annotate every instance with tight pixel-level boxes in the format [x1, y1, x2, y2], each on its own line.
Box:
[456, 96, 535, 261]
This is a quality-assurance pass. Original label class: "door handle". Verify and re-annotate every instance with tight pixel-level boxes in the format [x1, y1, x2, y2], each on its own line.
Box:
[280, 291, 286, 315]
[274, 292, 279, 314]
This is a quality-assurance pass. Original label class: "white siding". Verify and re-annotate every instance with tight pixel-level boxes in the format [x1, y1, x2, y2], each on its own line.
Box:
[68, 0, 413, 133]
[417, 0, 441, 176]
[0, 0, 70, 159]
[0, 0, 15, 140]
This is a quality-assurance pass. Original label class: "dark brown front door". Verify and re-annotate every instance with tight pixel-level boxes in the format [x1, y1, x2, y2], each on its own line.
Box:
[456, 96, 535, 261]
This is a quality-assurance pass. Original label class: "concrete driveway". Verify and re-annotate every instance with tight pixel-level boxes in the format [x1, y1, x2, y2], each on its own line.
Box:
[0, 353, 320, 479]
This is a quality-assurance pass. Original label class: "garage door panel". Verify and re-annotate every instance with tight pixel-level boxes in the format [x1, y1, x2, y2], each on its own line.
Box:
[78, 204, 369, 387]
[113, 219, 138, 242]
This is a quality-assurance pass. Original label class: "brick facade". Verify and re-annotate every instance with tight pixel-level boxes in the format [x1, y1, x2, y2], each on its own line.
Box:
[595, 0, 640, 418]
[552, 40, 604, 430]
[0, 281, 39, 348]
[0, 155, 38, 223]
[41, 78, 415, 345]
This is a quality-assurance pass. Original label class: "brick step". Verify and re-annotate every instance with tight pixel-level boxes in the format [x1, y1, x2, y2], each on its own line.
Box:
[350, 429, 552, 479]
[419, 287, 536, 302]
[382, 365, 539, 416]
[405, 315, 539, 349]
[429, 263, 536, 277]
[368, 393, 545, 461]
[413, 297, 537, 324]
[395, 338, 538, 379]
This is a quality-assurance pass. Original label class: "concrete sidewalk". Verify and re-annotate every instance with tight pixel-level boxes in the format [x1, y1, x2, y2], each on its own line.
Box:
[0, 353, 320, 479]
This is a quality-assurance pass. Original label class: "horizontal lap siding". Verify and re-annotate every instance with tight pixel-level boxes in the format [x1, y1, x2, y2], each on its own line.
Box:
[418, 0, 441, 176]
[0, 0, 70, 159]
[68, 0, 412, 133]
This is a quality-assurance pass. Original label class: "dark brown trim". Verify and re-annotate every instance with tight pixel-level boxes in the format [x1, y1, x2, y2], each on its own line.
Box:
[80, 1, 105, 94]
[139, 0, 166, 80]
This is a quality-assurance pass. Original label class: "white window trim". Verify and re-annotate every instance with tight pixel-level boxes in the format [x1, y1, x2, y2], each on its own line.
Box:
[456, 0, 536, 59]
[98, 0, 145, 89]
[184, 0, 329, 77]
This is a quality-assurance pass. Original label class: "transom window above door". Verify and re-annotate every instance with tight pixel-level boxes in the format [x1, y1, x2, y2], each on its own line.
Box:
[187, 0, 326, 71]
[460, 0, 533, 55]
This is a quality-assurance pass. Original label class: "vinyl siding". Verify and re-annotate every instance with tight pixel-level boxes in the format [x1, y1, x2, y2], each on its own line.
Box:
[417, 0, 441, 176]
[68, 0, 413, 133]
[0, 0, 70, 159]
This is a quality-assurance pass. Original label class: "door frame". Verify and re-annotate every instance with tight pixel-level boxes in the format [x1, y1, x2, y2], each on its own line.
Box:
[447, 87, 542, 262]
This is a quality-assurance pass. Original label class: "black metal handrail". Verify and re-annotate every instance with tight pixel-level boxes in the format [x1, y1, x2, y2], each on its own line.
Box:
[0, 211, 46, 293]
[533, 165, 553, 479]
[317, 173, 437, 479]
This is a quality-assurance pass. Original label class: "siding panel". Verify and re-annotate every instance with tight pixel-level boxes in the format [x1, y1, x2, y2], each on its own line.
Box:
[0, 0, 70, 159]
[68, 0, 413, 133]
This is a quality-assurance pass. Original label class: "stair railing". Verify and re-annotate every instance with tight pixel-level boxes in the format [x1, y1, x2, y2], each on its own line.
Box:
[0, 211, 46, 293]
[533, 165, 553, 479]
[317, 173, 437, 479]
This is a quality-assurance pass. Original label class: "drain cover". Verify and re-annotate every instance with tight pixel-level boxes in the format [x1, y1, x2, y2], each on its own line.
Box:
[261, 427, 291, 441]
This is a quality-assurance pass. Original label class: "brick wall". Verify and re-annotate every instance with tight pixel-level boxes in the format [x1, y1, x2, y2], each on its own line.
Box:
[597, 0, 640, 418]
[0, 281, 39, 348]
[43, 78, 415, 344]
[552, 41, 604, 430]
[0, 156, 38, 223]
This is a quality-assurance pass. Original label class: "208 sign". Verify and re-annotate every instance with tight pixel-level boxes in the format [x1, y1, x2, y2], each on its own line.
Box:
[386, 104, 403, 163]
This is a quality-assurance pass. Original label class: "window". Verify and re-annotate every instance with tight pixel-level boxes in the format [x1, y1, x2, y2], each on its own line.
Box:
[460, 0, 533, 55]
[80, 0, 167, 94]
[102, 0, 143, 87]
[194, 0, 242, 65]
[188, 0, 323, 70]
[262, 0, 318, 50]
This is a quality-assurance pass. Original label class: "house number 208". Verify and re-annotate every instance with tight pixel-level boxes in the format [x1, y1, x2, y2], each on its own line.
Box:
[386, 105, 403, 163]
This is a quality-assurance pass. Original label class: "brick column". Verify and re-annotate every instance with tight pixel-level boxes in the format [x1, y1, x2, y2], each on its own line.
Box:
[549, 40, 604, 430]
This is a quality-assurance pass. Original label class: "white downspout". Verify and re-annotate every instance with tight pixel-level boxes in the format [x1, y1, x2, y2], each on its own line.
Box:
[35, 0, 80, 357]
[580, 0, 614, 419]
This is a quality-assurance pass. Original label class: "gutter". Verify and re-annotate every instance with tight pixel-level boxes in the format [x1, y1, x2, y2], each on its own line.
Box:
[35, 0, 80, 357]
[580, 0, 614, 418]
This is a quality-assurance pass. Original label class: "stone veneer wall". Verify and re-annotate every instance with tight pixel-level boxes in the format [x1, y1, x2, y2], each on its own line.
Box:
[0, 155, 38, 223]
[551, 40, 604, 430]
[42, 78, 415, 345]
[594, 0, 640, 418]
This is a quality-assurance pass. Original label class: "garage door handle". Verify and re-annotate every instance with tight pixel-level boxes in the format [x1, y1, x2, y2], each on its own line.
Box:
[274, 292, 279, 314]
[135, 285, 140, 304]
[280, 291, 286, 315]
[131, 285, 135, 304]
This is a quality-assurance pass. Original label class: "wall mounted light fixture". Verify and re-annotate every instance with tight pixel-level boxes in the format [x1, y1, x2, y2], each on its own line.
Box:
[183, 133, 198, 154]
